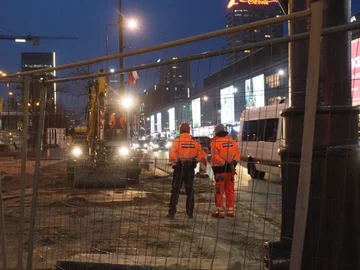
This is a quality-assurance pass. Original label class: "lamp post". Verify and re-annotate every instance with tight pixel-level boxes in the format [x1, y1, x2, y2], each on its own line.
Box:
[104, 3, 138, 93]
[105, 23, 118, 72]
[8, 84, 13, 130]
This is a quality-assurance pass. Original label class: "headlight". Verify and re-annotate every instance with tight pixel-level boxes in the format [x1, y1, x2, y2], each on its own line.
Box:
[119, 147, 129, 156]
[72, 147, 82, 157]
[166, 142, 172, 148]
[153, 144, 159, 149]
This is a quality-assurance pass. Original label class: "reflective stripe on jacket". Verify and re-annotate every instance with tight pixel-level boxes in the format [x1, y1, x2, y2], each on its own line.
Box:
[211, 132, 240, 173]
[169, 133, 206, 165]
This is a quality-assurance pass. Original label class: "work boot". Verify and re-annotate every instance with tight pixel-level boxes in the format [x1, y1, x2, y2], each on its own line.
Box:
[226, 208, 235, 217]
[226, 211, 235, 217]
[212, 211, 225, 219]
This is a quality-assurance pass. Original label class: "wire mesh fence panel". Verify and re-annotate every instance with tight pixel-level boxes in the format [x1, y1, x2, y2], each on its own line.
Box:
[0, 4, 359, 270]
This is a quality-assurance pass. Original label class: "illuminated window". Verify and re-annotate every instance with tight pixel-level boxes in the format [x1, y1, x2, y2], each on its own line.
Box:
[254, 29, 260, 32]
[244, 50, 251, 53]
[166, 87, 169, 91]
[175, 87, 177, 91]
[179, 75, 182, 78]
[265, 34, 271, 38]
[266, 74, 280, 88]
[172, 66, 177, 69]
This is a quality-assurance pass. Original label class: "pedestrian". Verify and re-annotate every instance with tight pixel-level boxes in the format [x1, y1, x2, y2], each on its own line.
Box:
[211, 124, 240, 218]
[167, 122, 207, 219]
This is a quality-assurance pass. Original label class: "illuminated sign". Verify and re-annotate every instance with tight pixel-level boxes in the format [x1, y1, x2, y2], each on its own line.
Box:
[220, 86, 236, 124]
[228, 0, 277, 8]
[156, 113, 162, 132]
[150, 115, 155, 134]
[245, 74, 265, 109]
[168, 107, 175, 131]
[351, 38, 360, 106]
[191, 98, 201, 128]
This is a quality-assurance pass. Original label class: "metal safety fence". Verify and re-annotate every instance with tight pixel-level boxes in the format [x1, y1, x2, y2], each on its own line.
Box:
[0, 2, 359, 270]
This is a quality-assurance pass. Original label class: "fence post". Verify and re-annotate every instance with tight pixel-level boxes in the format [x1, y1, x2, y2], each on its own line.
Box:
[26, 82, 47, 270]
[17, 76, 30, 270]
[0, 173, 8, 270]
[289, 1, 323, 270]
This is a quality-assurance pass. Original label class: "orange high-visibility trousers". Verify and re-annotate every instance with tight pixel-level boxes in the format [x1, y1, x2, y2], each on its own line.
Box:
[214, 172, 235, 211]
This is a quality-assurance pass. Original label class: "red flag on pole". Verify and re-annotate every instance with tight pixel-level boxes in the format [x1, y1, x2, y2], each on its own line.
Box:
[128, 71, 139, 85]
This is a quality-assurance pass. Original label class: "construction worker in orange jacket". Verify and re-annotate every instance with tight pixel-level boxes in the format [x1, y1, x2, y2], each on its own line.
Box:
[211, 124, 240, 218]
[168, 122, 207, 219]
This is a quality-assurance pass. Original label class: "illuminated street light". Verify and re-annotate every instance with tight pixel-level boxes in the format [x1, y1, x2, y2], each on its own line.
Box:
[203, 96, 208, 101]
[278, 69, 285, 76]
[1, 73, 6, 77]
[110, 68, 115, 73]
[127, 19, 138, 30]
[36, 101, 40, 106]
[8, 92, 13, 96]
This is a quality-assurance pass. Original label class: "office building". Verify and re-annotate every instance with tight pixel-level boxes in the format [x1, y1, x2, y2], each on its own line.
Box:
[226, 0, 284, 65]
[156, 57, 191, 104]
[21, 52, 57, 113]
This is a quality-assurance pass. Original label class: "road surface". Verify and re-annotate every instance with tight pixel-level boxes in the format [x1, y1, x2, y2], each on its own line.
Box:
[142, 148, 282, 228]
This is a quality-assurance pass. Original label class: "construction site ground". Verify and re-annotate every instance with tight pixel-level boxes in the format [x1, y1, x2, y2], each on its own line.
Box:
[0, 159, 281, 270]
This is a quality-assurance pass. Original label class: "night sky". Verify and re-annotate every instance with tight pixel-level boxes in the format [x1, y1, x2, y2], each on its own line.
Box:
[0, 0, 359, 108]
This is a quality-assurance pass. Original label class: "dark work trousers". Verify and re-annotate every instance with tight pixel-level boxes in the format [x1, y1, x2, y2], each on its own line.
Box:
[169, 162, 196, 217]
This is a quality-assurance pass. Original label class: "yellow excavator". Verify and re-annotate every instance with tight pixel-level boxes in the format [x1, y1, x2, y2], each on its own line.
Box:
[67, 69, 142, 188]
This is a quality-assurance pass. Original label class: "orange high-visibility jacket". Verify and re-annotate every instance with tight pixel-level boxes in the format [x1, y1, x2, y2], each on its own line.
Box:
[211, 134, 240, 168]
[109, 115, 116, 128]
[109, 115, 126, 129]
[169, 133, 206, 165]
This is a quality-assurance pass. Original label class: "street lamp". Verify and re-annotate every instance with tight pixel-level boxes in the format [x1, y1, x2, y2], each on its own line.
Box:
[203, 96, 208, 101]
[105, 17, 139, 72]
[127, 19, 138, 30]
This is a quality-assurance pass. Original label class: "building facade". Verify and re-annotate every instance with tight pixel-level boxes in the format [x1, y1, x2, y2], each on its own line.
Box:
[21, 52, 57, 113]
[226, 0, 284, 65]
[156, 57, 191, 103]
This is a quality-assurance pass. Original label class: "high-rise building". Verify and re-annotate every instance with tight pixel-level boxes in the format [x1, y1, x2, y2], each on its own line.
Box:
[21, 52, 57, 113]
[226, 0, 284, 65]
[156, 57, 191, 104]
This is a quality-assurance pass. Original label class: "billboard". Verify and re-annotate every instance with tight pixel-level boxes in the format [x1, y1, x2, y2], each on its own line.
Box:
[192, 98, 201, 128]
[220, 86, 236, 124]
[156, 112, 162, 132]
[245, 74, 265, 109]
[168, 107, 175, 131]
[352, 38, 360, 106]
[150, 115, 155, 134]
[227, 0, 277, 8]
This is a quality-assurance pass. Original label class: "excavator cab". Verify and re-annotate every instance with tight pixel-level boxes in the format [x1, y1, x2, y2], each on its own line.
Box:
[67, 71, 142, 188]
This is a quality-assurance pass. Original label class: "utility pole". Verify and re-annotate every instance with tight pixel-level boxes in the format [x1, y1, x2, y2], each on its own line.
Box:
[265, 0, 360, 269]
[118, 0, 125, 95]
